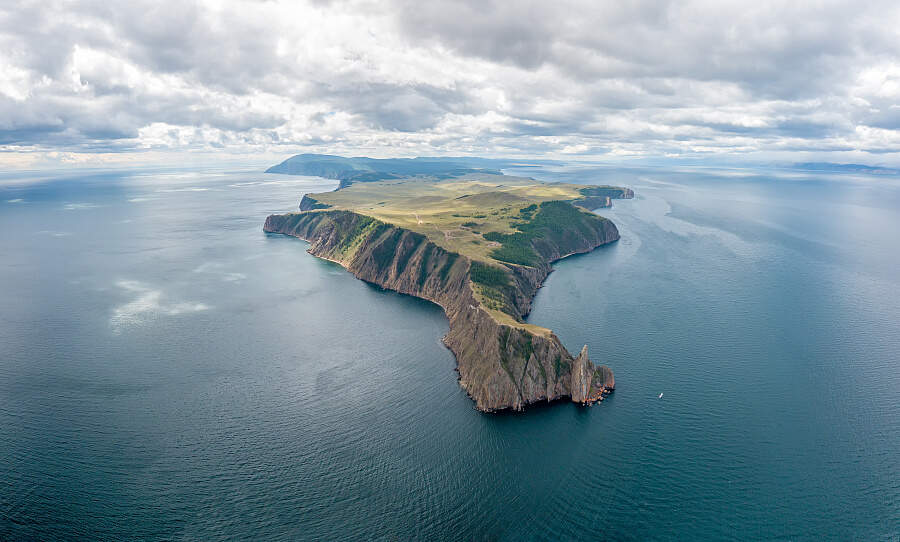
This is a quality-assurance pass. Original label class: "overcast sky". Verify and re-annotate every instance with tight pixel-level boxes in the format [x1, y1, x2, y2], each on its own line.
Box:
[2, 0, 900, 168]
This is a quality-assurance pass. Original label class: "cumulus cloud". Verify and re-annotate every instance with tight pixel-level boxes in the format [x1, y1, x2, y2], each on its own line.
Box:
[1, 0, 899, 164]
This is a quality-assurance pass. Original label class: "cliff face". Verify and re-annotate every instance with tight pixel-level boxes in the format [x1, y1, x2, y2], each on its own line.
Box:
[264, 207, 618, 412]
[299, 194, 330, 210]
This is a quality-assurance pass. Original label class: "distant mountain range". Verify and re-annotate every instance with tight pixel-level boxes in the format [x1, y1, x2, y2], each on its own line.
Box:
[793, 162, 900, 175]
[265, 154, 551, 188]
[267, 155, 900, 184]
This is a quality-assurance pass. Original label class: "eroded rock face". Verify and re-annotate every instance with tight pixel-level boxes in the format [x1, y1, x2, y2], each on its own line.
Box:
[570, 345, 593, 404]
[594, 365, 615, 391]
[264, 210, 618, 412]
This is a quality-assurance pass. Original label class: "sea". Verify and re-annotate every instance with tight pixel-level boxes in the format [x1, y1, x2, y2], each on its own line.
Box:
[1, 162, 898, 540]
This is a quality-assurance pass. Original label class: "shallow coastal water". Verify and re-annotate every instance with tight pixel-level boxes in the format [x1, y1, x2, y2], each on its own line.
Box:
[1, 164, 898, 540]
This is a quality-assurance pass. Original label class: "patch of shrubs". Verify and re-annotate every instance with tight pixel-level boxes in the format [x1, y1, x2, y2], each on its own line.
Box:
[518, 203, 537, 220]
[483, 231, 540, 266]
[482, 201, 604, 266]
[469, 261, 510, 288]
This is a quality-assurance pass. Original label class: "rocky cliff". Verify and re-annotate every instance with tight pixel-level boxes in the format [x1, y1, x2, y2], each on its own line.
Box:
[264, 204, 618, 412]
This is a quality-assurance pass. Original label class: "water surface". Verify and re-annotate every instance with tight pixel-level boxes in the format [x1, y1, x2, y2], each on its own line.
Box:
[1, 164, 898, 540]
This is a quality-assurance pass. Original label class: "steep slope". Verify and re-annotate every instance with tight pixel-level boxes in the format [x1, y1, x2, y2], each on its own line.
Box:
[264, 202, 619, 411]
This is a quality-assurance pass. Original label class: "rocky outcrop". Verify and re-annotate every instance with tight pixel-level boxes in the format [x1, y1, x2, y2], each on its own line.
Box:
[264, 207, 618, 412]
[299, 194, 330, 210]
[570, 346, 593, 403]
[570, 345, 616, 405]
[595, 364, 615, 390]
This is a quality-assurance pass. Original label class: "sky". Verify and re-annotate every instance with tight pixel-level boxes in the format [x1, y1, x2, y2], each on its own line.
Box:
[2, 0, 900, 169]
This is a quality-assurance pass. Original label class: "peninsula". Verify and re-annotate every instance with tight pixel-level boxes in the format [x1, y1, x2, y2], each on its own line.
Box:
[264, 155, 633, 411]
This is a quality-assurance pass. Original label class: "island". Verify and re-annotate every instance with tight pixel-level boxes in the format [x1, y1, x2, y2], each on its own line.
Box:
[264, 154, 634, 412]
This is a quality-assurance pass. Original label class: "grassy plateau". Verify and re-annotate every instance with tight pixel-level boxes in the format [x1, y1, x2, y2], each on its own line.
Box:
[295, 173, 626, 333]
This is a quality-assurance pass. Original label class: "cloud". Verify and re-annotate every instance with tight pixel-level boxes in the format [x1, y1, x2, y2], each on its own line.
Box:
[110, 280, 209, 332]
[193, 261, 247, 282]
[1, 0, 899, 164]
[62, 202, 99, 210]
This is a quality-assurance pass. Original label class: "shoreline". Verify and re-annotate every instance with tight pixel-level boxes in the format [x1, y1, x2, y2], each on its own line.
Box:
[264, 208, 618, 412]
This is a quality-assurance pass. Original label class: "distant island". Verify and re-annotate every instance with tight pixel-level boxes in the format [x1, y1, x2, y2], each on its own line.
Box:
[792, 162, 900, 175]
[264, 154, 633, 412]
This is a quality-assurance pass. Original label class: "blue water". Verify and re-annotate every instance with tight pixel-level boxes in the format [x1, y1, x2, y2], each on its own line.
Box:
[1, 164, 898, 540]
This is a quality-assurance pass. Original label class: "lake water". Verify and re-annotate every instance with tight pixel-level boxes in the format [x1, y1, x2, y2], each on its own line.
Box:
[1, 163, 898, 540]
